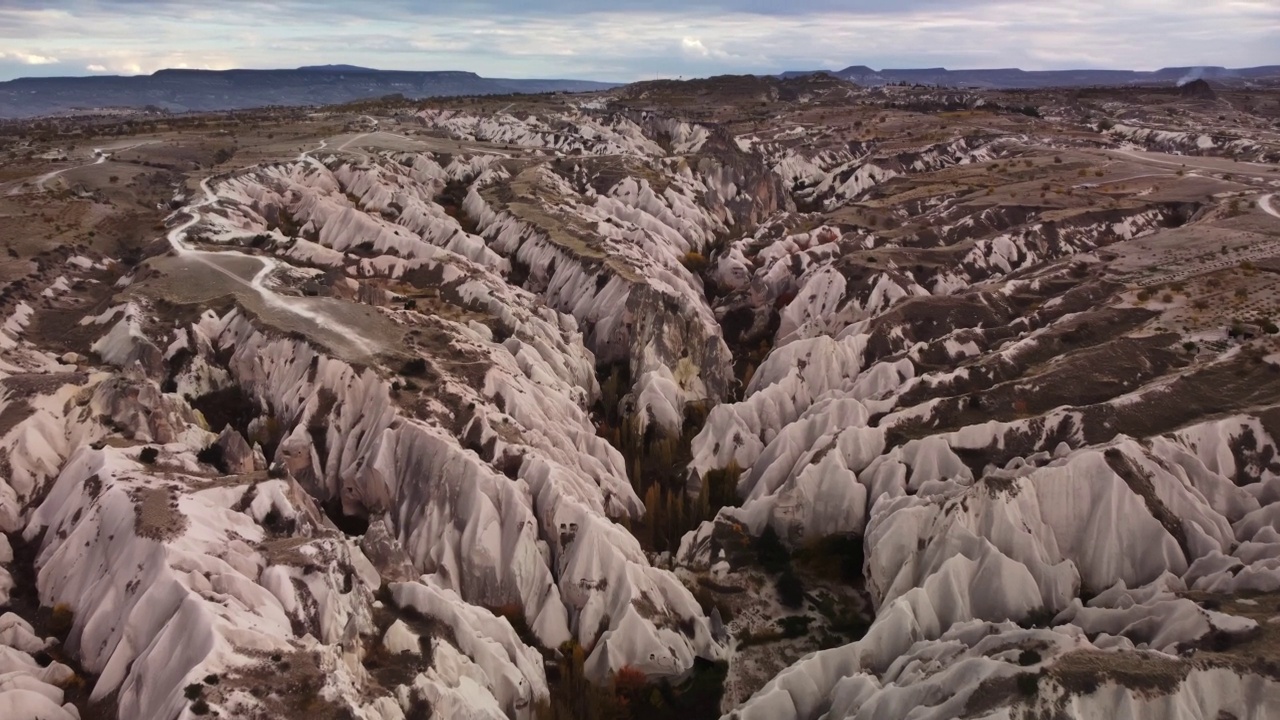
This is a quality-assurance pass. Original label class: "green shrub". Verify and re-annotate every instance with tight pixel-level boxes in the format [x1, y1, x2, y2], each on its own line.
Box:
[776, 570, 805, 609]
[680, 251, 709, 273]
[400, 358, 427, 376]
[49, 604, 74, 638]
[755, 526, 790, 574]
[777, 615, 813, 638]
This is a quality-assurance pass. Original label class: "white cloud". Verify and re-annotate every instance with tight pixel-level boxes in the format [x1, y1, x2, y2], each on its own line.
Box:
[70, 53, 232, 77]
[0, 0, 1276, 81]
[0, 50, 58, 65]
[681, 37, 710, 58]
[677, 35, 742, 63]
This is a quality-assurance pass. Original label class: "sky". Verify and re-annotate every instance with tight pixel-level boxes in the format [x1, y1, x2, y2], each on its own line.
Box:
[0, 0, 1277, 82]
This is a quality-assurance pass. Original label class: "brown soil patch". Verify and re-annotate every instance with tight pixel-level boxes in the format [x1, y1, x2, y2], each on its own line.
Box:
[131, 486, 188, 541]
[1050, 649, 1190, 698]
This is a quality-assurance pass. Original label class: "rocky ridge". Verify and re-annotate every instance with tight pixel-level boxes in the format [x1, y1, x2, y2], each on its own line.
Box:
[0, 75, 1279, 720]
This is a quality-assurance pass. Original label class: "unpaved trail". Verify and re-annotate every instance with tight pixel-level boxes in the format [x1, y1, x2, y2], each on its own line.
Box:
[1107, 148, 1279, 182]
[165, 144, 382, 359]
[7, 141, 155, 196]
[1261, 193, 1280, 221]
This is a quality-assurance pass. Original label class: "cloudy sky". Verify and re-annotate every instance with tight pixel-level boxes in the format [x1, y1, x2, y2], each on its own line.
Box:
[0, 0, 1277, 82]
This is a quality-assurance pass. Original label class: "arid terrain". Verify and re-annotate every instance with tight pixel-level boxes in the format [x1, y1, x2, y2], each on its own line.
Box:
[0, 74, 1279, 720]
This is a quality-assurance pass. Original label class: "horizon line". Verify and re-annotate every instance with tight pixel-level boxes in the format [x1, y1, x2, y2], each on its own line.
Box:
[3, 61, 1279, 85]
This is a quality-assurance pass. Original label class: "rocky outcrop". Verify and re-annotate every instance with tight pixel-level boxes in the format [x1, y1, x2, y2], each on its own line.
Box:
[5, 78, 1280, 720]
[27, 445, 384, 720]
[193, 308, 723, 679]
[0, 609, 79, 720]
[731, 608, 1274, 720]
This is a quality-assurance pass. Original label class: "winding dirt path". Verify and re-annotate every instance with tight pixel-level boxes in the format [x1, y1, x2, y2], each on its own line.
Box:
[165, 143, 382, 359]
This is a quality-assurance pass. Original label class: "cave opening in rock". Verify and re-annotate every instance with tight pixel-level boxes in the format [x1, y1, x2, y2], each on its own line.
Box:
[321, 498, 371, 536]
[190, 386, 259, 437]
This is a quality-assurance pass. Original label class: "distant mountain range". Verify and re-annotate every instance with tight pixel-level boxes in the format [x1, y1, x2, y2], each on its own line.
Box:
[778, 64, 1280, 89]
[5, 63, 1279, 119]
[0, 66, 619, 118]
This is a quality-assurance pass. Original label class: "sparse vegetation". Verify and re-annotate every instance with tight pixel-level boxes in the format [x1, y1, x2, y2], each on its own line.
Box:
[680, 250, 709, 273]
[49, 604, 74, 637]
[196, 443, 228, 474]
[537, 642, 727, 720]
[399, 357, 427, 376]
[755, 525, 790, 574]
[776, 570, 806, 609]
